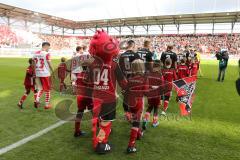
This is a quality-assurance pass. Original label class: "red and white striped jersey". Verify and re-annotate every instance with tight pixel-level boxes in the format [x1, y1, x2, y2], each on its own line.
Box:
[32, 50, 51, 77]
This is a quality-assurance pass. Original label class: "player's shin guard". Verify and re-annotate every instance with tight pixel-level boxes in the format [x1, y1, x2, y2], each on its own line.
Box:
[128, 127, 138, 147]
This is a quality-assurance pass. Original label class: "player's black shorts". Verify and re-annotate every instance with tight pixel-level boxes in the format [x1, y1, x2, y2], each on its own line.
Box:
[99, 102, 116, 121]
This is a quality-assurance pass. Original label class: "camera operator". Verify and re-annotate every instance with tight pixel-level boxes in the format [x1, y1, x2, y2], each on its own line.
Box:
[216, 49, 229, 82]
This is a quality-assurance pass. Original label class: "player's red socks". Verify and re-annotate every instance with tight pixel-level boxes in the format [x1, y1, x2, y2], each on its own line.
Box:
[75, 121, 81, 133]
[163, 100, 169, 112]
[125, 112, 132, 122]
[99, 122, 112, 143]
[19, 93, 27, 105]
[34, 92, 37, 102]
[36, 90, 43, 102]
[137, 128, 143, 140]
[92, 117, 99, 148]
[93, 121, 112, 149]
[45, 91, 50, 106]
[60, 83, 63, 92]
[128, 127, 138, 147]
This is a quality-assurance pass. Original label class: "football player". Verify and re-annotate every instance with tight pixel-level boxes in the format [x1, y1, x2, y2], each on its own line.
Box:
[74, 46, 94, 137]
[124, 59, 147, 153]
[137, 40, 154, 73]
[119, 40, 140, 121]
[17, 58, 37, 109]
[33, 42, 54, 109]
[160, 44, 178, 69]
[177, 58, 189, 79]
[161, 58, 177, 115]
[57, 57, 69, 93]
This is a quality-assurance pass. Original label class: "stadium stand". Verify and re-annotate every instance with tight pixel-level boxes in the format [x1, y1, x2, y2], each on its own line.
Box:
[1, 25, 240, 55]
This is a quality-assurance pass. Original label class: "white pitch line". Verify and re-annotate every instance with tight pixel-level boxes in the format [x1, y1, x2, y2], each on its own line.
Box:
[0, 120, 67, 156]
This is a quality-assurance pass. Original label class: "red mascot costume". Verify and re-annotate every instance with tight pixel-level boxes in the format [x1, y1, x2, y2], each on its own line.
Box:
[88, 30, 127, 154]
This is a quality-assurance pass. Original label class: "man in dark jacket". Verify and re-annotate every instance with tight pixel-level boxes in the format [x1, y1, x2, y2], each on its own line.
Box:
[216, 49, 229, 82]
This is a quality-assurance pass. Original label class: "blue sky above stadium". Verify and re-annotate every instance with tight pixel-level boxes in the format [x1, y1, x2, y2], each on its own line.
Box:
[0, 0, 240, 21]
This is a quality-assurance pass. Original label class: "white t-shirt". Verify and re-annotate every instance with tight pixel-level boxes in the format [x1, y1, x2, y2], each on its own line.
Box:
[71, 52, 91, 74]
[33, 50, 51, 77]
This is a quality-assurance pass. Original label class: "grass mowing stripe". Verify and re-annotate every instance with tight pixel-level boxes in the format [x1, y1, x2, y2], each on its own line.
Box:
[0, 121, 66, 155]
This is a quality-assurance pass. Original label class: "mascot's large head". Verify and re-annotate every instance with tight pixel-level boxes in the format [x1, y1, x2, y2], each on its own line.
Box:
[89, 29, 119, 63]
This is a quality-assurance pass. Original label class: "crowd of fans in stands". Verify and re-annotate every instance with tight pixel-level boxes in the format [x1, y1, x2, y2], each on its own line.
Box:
[0, 25, 23, 47]
[1, 25, 240, 55]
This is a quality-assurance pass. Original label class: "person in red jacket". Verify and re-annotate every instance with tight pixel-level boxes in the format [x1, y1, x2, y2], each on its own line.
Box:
[57, 57, 69, 93]
[161, 58, 177, 114]
[177, 58, 189, 79]
[17, 58, 37, 109]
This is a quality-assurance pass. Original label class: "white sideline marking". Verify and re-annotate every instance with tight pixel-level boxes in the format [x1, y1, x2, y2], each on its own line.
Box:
[0, 120, 66, 155]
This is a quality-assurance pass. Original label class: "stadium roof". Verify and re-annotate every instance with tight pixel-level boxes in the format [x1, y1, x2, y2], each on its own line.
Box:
[0, 3, 77, 29]
[0, 3, 240, 30]
[1, 0, 240, 21]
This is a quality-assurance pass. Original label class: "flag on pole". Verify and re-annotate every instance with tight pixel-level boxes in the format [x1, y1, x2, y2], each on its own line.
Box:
[173, 76, 197, 116]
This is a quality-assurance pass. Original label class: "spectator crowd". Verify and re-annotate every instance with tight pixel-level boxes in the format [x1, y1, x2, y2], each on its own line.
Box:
[1, 25, 240, 55]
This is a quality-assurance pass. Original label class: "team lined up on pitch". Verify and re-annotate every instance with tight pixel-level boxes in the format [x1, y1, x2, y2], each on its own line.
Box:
[17, 30, 200, 154]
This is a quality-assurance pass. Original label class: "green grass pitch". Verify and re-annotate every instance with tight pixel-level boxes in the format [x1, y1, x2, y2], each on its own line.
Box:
[0, 58, 239, 160]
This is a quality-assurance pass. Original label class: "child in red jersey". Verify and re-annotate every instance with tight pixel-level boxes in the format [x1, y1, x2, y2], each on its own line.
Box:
[124, 59, 148, 153]
[57, 57, 68, 93]
[143, 63, 163, 129]
[74, 69, 93, 137]
[17, 58, 37, 109]
[177, 58, 189, 79]
[189, 56, 199, 77]
[74, 53, 93, 138]
[161, 58, 177, 114]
